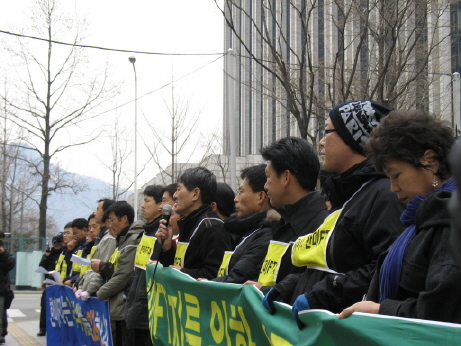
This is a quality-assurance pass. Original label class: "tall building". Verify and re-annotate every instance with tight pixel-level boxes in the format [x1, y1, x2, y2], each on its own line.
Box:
[223, 0, 459, 156]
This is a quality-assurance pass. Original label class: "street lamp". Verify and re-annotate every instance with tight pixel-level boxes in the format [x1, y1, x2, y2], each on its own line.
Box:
[129, 55, 138, 220]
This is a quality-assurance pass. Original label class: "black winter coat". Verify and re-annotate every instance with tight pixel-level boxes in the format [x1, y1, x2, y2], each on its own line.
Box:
[275, 161, 405, 312]
[0, 250, 15, 295]
[160, 204, 232, 279]
[213, 211, 272, 284]
[39, 247, 62, 272]
[124, 216, 161, 330]
[368, 189, 461, 323]
[267, 191, 328, 287]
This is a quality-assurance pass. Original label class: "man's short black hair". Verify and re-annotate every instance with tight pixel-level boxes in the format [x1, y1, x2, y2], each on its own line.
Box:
[106, 201, 135, 225]
[88, 213, 96, 222]
[162, 183, 177, 199]
[214, 183, 235, 218]
[97, 198, 115, 223]
[64, 222, 73, 229]
[0, 231, 4, 239]
[97, 198, 115, 212]
[260, 137, 320, 191]
[71, 218, 89, 229]
[143, 185, 163, 203]
[177, 167, 217, 204]
[241, 164, 267, 192]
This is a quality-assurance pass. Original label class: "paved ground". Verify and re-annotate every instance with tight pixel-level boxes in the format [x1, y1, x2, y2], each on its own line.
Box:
[3, 292, 46, 346]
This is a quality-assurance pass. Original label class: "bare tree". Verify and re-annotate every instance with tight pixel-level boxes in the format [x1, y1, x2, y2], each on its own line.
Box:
[98, 113, 142, 201]
[199, 131, 231, 184]
[1, 0, 116, 238]
[143, 82, 199, 185]
[329, 0, 451, 111]
[219, 0, 452, 146]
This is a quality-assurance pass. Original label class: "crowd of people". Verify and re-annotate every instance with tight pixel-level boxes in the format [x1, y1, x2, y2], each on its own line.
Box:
[29, 100, 461, 345]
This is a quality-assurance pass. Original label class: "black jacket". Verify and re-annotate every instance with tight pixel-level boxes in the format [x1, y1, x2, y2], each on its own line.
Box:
[160, 204, 232, 279]
[39, 247, 62, 279]
[368, 189, 461, 323]
[267, 191, 328, 286]
[213, 211, 272, 284]
[124, 216, 161, 330]
[0, 250, 15, 295]
[275, 161, 405, 312]
[39, 247, 62, 271]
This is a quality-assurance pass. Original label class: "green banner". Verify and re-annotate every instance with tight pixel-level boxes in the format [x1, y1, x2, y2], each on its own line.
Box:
[146, 264, 461, 346]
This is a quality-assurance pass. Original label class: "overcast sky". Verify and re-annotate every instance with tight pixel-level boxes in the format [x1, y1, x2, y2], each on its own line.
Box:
[0, 0, 225, 188]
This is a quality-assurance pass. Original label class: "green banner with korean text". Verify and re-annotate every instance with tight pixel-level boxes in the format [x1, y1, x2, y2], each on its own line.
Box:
[146, 264, 461, 346]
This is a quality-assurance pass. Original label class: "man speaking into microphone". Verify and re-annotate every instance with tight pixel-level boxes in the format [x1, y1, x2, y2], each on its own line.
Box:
[155, 167, 232, 279]
[124, 185, 171, 345]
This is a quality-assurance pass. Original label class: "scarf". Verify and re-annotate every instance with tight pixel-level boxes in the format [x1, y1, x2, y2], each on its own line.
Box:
[379, 177, 456, 303]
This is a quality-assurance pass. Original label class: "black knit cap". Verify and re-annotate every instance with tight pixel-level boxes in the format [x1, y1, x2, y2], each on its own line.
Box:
[52, 232, 64, 245]
[329, 100, 391, 154]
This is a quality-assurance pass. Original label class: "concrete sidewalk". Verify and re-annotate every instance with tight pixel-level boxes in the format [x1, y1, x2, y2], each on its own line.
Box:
[5, 321, 46, 346]
[4, 290, 46, 346]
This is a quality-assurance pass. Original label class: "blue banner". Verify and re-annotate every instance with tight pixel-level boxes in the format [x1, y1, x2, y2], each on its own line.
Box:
[46, 285, 113, 346]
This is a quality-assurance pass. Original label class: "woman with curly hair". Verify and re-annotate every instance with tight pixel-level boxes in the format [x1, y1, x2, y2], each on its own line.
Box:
[339, 109, 461, 323]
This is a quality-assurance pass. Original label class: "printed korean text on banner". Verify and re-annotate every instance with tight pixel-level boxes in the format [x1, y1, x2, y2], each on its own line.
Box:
[146, 264, 461, 346]
[46, 285, 112, 346]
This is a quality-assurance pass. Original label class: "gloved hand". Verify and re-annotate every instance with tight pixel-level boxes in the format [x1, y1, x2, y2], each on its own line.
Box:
[74, 289, 82, 300]
[262, 287, 281, 314]
[80, 291, 90, 301]
[292, 294, 310, 329]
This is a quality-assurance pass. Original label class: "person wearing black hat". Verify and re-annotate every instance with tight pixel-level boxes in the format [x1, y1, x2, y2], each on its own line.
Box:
[37, 232, 64, 337]
[263, 100, 405, 328]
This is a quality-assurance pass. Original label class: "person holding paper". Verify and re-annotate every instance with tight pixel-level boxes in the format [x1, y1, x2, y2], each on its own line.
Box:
[96, 201, 143, 346]
[37, 232, 64, 337]
[63, 218, 89, 287]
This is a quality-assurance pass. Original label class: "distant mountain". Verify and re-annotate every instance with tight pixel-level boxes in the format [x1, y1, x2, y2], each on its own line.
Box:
[47, 173, 131, 231]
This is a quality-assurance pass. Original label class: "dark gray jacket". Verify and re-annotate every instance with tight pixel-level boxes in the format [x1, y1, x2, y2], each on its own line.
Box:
[96, 221, 144, 321]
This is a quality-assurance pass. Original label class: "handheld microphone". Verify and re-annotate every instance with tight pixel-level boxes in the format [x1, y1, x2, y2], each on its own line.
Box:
[160, 204, 173, 246]
[162, 204, 173, 226]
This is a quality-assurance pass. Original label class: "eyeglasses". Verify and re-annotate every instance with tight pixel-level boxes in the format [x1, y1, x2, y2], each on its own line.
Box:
[236, 189, 243, 196]
[324, 129, 336, 134]
[107, 217, 120, 223]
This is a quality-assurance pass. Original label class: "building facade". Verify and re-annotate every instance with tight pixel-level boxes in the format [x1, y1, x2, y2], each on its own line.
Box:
[223, 0, 458, 156]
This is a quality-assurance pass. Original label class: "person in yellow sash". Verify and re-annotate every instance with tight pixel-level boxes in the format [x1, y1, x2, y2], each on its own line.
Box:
[339, 110, 461, 324]
[124, 185, 168, 345]
[244, 137, 328, 290]
[77, 201, 117, 302]
[63, 218, 89, 287]
[210, 164, 274, 283]
[96, 201, 143, 346]
[38, 222, 74, 337]
[267, 101, 405, 329]
[211, 182, 236, 221]
[93, 198, 115, 246]
[155, 167, 232, 279]
[37, 232, 64, 337]
[61, 222, 78, 286]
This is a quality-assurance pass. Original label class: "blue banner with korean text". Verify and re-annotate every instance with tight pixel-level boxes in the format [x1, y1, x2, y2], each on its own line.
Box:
[46, 285, 112, 346]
